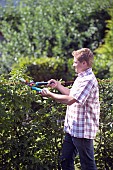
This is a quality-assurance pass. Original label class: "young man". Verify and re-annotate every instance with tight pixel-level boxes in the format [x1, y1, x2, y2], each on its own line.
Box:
[41, 48, 100, 170]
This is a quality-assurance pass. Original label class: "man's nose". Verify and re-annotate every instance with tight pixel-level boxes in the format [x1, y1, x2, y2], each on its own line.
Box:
[73, 63, 76, 67]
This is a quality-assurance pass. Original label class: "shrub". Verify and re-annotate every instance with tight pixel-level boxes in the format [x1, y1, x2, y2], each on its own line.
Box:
[0, 72, 113, 169]
[0, 71, 66, 169]
[95, 79, 113, 170]
[0, 0, 111, 74]
[12, 56, 75, 82]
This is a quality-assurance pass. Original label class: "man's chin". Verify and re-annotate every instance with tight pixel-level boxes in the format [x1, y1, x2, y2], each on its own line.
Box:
[75, 69, 78, 73]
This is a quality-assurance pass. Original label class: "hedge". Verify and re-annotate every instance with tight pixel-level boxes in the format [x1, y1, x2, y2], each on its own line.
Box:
[0, 73, 113, 170]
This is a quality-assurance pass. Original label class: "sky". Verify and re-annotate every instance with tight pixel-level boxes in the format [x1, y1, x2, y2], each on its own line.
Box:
[0, 0, 20, 7]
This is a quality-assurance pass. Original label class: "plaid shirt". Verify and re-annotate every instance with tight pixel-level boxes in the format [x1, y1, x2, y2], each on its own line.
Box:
[64, 68, 100, 139]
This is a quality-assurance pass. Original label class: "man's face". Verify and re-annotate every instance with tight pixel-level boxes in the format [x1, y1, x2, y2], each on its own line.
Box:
[73, 57, 87, 74]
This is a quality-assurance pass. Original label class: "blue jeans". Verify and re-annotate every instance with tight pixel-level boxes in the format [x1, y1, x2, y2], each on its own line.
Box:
[60, 133, 97, 170]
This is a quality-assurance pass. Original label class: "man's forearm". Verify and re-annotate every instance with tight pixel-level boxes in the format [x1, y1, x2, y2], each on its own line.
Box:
[48, 92, 76, 105]
[57, 84, 70, 95]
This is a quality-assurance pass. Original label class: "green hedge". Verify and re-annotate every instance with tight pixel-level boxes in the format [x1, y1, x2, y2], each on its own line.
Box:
[0, 72, 113, 170]
[0, 72, 66, 170]
[12, 56, 75, 82]
[95, 79, 113, 169]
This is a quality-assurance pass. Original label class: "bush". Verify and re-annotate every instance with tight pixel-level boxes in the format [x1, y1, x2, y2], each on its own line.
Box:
[0, 71, 66, 170]
[95, 79, 113, 170]
[12, 56, 75, 82]
[0, 73, 113, 169]
[0, 0, 111, 74]
[94, 8, 113, 79]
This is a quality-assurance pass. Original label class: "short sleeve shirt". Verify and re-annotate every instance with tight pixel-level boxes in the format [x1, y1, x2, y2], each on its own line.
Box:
[64, 68, 100, 139]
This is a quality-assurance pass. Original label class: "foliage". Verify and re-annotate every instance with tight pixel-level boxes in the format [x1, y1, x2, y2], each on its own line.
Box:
[0, 70, 66, 170]
[94, 8, 113, 79]
[95, 79, 113, 170]
[0, 0, 113, 169]
[0, 70, 113, 169]
[0, 0, 111, 74]
[12, 56, 75, 82]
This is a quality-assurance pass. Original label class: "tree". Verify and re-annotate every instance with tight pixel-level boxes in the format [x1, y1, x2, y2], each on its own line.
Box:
[94, 8, 113, 79]
[0, 0, 111, 74]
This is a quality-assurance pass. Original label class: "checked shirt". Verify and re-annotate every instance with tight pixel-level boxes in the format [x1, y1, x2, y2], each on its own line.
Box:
[64, 68, 100, 139]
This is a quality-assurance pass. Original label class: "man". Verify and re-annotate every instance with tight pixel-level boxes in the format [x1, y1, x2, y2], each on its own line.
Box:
[41, 48, 100, 170]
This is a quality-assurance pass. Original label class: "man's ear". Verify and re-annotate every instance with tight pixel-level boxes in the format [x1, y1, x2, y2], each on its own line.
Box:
[82, 61, 89, 68]
[82, 60, 86, 65]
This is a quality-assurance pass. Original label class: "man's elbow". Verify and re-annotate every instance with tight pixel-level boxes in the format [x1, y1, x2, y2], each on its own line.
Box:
[67, 98, 78, 105]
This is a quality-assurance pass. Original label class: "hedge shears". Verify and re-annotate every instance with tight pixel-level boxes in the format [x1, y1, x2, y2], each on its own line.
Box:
[20, 78, 49, 92]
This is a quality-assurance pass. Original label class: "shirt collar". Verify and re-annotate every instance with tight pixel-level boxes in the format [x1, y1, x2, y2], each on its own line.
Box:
[78, 68, 92, 77]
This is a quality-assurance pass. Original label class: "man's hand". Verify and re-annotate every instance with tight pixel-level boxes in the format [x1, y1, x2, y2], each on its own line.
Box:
[47, 79, 70, 95]
[41, 88, 51, 97]
[47, 79, 61, 89]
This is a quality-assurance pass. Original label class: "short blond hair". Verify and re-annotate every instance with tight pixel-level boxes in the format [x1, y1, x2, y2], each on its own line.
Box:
[72, 48, 94, 67]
